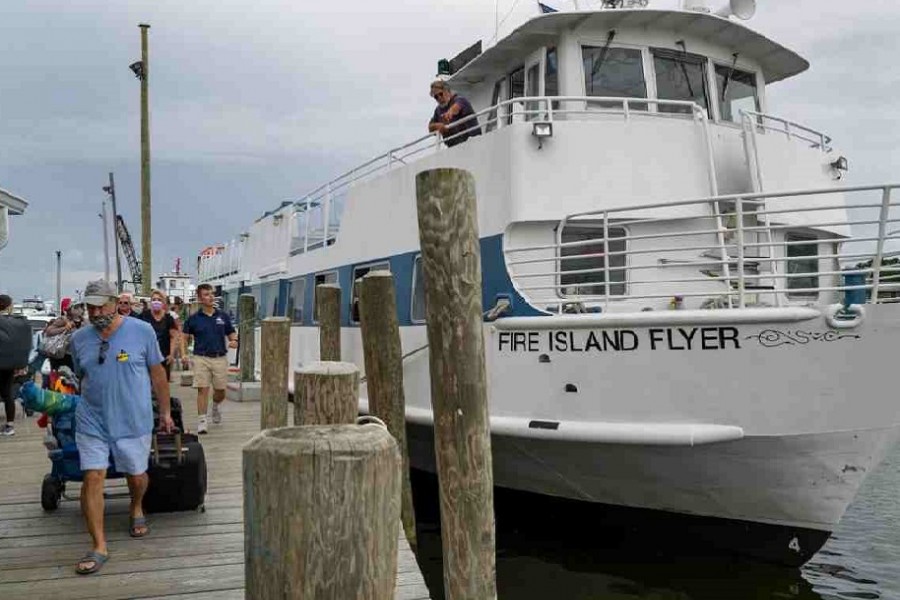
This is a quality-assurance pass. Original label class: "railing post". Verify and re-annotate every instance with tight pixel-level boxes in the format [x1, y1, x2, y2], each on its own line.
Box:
[415, 168, 497, 600]
[315, 283, 341, 361]
[358, 270, 417, 552]
[238, 294, 257, 382]
[871, 187, 892, 303]
[785, 121, 792, 140]
[323, 184, 332, 245]
[260, 317, 290, 429]
[304, 197, 310, 253]
[243, 424, 400, 599]
[712, 201, 734, 308]
[602, 212, 612, 310]
[735, 198, 746, 308]
[623, 99, 630, 122]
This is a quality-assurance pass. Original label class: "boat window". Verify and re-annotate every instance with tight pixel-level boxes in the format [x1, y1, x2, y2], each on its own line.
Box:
[507, 66, 525, 124]
[259, 281, 280, 319]
[715, 65, 759, 123]
[285, 276, 306, 324]
[249, 285, 263, 321]
[525, 63, 540, 121]
[786, 233, 819, 297]
[411, 256, 426, 323]
[582, 46, 647, 110]
[545, 47, 560, 111]
[559, 224, 627, 297]
[350, 262, 391, 323]
[485, 79, 504, 133]
[223, 290, 238, 321]
[312, 271, 338, 323]
[652, 48, 710, 115]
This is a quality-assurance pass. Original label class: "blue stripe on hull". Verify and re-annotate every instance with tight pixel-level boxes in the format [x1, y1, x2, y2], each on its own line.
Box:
[232, 233, 544, 327]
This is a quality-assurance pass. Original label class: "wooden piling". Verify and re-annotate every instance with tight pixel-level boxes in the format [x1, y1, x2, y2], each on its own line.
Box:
[294, 361, 359, 426]
[243, 425, 401, 599]
[316, 283, 342, 361]
[415, 168, 497, 600]
[358, 270, 417, 552]
[238, 294, 256, 382]
[260, 317, 290, 429]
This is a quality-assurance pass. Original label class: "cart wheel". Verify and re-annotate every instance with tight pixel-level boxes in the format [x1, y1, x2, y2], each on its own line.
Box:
[41, 474, 62, 511]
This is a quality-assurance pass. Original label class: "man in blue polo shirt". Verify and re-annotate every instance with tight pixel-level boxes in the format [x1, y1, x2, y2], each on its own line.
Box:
[183, 284, 237, 434]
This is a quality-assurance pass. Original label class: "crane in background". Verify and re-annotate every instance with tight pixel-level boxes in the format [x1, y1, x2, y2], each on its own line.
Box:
[115, 214, 142, 289]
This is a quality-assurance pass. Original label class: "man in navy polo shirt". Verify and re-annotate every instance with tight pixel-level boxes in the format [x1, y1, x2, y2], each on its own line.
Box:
[182, 284, 237, 434]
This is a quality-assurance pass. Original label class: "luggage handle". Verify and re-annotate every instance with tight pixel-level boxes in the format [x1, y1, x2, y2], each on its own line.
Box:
[151, 428, 185, 466]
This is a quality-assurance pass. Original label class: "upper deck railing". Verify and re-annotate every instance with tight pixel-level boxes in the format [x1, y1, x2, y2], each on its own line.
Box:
[504, 183, 900, 312]
[198, 96, 834, 284]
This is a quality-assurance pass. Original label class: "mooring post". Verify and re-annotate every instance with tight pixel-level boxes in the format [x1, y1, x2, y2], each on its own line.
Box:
[294, 361, 359, 426]
[238, 294, 257, 382]
[260, 317, 290, 429]
[243, 425, 401, 599]
[316, 283, 342, 361]
[358, 270, 417, 552]
[415, 167, 497, 599]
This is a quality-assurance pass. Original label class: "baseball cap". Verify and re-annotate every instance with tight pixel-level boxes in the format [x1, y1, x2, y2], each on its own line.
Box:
[83, 280, 118, 307]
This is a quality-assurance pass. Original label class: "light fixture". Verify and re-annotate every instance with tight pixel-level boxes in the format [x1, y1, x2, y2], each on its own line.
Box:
[532, 121, 553, 149]
[273, 214, 284, 225]
[239, 232, 250, 241]
[129, 61, 144, 80]
[830, 156, 849, 180]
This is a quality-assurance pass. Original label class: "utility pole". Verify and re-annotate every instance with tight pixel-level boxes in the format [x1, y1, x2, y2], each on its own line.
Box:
[138, 23, 152, 295]
[101, 200, 111, 281]
[55, 251, 62, 310]
[103, 172, 124, 292]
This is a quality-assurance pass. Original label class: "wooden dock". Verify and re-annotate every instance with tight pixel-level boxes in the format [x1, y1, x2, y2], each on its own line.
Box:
[0, 389, 431, 600]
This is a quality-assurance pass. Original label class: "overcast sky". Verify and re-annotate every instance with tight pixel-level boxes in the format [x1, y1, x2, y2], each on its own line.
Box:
[0, 0, 898, 302]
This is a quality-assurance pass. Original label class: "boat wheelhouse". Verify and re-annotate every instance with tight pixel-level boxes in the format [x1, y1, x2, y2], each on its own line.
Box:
[198, 2, 900, 566]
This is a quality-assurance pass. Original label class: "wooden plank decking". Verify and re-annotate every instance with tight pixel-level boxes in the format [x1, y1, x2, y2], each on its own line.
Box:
[0, 388, 431, 599]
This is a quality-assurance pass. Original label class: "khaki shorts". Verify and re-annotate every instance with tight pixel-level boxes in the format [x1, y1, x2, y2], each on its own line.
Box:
[192, 355, 229, 390]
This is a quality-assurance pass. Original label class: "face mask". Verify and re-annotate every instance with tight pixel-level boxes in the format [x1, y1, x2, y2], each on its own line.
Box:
[150, 300, 164, 311]
[90, 313, 116, 331]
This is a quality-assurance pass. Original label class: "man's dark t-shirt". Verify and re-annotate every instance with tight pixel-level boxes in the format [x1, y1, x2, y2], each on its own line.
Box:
[183, 309, 235, 357]
[431, 94, 482, 147]
[141, 312, 178, 357]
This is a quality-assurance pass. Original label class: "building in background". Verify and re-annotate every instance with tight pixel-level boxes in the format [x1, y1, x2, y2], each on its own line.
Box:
[0, 187, 28, 254]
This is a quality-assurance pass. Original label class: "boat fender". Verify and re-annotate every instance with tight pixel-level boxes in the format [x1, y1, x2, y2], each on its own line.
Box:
[825, 303, 864, 329]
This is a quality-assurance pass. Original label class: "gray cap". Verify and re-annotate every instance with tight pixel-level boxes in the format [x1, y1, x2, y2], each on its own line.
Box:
[83, 279, 118, 306]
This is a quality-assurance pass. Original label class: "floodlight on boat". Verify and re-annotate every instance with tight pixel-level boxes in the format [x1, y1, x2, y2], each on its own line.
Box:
[532, 121, 553, 149]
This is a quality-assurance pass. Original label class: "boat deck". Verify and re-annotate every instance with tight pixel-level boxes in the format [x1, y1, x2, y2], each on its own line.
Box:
[0, 387, 431, 600]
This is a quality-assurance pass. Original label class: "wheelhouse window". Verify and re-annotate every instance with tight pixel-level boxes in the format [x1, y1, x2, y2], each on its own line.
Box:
[485, 79, 504, 133]
[525, 63, 541, 121]
[560, 224, 626, 296]
[312, 271, 338, 322]
[411, 256, 426, 323]
[507, 66, 525, 124]
[652, 49, 710, 115]
[582, 46, 647, 110]
[545, 47, 559, 108]
[351, 262, 390, 323]
[715, 65, 759, 123]
[285, 276, 306, 324]
[786, 234, 819, 297]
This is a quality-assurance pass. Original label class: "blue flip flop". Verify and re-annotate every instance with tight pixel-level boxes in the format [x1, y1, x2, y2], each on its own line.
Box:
[75, 551, 109, 575]
[129, 515, 149, 538]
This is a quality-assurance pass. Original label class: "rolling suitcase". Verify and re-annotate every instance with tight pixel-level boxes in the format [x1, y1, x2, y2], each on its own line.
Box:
[143, 431, 207, 513]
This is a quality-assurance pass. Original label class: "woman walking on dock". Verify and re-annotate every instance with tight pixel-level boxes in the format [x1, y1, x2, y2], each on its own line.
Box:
[141, 290, 179, 381]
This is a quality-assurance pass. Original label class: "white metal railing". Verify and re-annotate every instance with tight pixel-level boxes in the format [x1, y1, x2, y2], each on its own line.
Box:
[504, 184, 900, 312]
[742, 110, 832, 153]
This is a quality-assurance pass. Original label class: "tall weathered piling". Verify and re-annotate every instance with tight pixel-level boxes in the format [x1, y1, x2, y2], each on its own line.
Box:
[316, 284, 342, 361]
[238, 294, 256, 382]
[260, 317, 290, 429]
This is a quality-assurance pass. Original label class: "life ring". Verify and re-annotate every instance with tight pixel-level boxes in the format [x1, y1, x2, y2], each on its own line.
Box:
[825, 303, 864, 329]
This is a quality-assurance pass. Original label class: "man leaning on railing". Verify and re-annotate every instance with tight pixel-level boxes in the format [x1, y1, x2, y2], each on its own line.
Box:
[428, 80, 481, 148]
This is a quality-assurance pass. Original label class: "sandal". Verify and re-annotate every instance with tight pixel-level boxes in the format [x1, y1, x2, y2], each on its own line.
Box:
[129, 515, 149, 538]
[75, 550, 109, 575]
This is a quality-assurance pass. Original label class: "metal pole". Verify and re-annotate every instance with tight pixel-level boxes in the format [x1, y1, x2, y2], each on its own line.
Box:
[107, 173, 124, 292]
[139, 23, 152, 295]
[55, 250, 62, 310]
[101, 200, 111, 281]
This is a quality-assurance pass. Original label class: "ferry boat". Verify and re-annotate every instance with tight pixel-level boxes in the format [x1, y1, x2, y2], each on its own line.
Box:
[198, 0, 900, 565]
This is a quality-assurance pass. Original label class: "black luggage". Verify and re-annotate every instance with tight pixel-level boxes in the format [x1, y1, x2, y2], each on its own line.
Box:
[143, 432, 207, 513]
